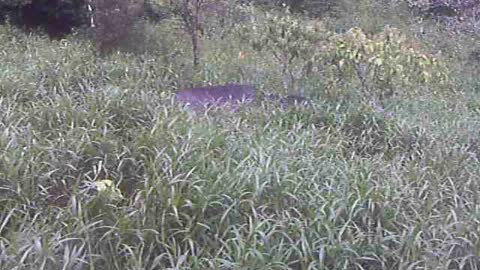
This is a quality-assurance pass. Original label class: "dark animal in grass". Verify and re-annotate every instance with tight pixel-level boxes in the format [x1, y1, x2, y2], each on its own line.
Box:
[175, 84, 256, 111]
[175, 84, 312, 112]
[264, 93, 312, 109]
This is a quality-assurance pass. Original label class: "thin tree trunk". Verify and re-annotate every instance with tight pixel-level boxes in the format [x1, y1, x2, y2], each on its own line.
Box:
[87, 0, 95, 28]
[191, 3, 199, 69]
[181, 0, 201, 71]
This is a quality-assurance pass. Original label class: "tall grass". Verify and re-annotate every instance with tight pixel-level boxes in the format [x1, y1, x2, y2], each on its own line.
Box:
[1, 2, 480, 269]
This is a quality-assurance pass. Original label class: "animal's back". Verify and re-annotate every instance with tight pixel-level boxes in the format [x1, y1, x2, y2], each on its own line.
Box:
[176, 84, 256, 108]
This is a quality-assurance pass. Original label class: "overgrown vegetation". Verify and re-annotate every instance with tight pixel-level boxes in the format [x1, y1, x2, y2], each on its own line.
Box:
[1, 0, 480, 269]
[92, 0, 145, 54]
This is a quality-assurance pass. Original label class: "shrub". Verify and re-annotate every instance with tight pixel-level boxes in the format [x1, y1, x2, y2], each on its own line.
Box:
[92, 0, 145, 54]
[324, 26, 450, 103]
[1, 0, 89, 38]
[236, 5, 329, 92]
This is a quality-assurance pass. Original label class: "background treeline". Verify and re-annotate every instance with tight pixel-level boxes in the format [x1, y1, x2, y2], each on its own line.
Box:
[0, 0, 478, 61]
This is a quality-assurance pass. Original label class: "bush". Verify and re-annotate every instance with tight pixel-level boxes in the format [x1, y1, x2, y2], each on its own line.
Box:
[236, 5, 329, 92]
[323, 26, 450, 103]
[1, 0, 89, 38]
[92, 0, 146, 54]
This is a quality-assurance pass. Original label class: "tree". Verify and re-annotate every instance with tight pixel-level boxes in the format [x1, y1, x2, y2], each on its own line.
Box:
[176, 0, 205, 69]
[237, 6, 327, 93]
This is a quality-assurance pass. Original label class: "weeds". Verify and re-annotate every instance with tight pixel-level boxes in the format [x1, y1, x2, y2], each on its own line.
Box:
[1, 1, 480, 269]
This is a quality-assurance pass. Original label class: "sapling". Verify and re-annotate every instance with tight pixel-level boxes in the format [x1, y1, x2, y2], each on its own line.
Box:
[237, 5, 328, 94]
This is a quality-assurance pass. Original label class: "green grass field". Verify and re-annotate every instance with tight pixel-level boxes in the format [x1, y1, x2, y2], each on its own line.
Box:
[1, 2, 480, 269]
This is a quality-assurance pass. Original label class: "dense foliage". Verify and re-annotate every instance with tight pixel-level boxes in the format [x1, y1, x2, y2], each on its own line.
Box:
[0, 0, 89, 38]
[1, 0, 480, 269]
[326, 26, 450, 100]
